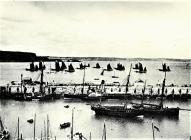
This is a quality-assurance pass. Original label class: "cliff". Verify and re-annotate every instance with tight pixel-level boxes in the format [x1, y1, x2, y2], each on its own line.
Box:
[0, 51, 49, 62]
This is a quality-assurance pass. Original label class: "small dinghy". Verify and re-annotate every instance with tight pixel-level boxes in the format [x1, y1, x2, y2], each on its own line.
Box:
[64, 105, 69, 108]
[27, 119, 34, 123]
[60, 122, 70, 129]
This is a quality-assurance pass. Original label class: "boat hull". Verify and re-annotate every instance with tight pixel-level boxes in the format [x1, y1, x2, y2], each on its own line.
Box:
[91, 105, 143, 118]
[64, 93, 87, 99]
[143, 107, 179, 116]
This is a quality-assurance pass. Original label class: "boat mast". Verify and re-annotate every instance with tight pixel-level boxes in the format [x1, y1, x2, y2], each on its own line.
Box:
[44, 120, 46, 139]
[141, 81, 146, 105]
[21, 74, 23, 93]
[152, 118, 155, 140]
[34, 114, 36, 140]
[47, 115, 49, 140]
[71, 108, 74, 140]
[160, 71, 166, 109]
[18, 117, 20, 140]
[126, 64, 132, 94]
[102, 122, 106, 140]
[40, 67, 44, 94]
[82, 64, 86, 94]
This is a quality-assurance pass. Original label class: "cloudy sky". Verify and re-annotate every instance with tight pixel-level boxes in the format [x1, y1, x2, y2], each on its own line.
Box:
[0, 0, 190, 58]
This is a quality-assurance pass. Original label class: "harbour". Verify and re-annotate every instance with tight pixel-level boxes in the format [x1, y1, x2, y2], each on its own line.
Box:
[1, 1, 191, 139]
[0, 60, 191, 139]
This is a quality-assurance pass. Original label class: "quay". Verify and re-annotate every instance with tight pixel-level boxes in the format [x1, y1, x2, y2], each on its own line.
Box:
[0, 82, 191, 101]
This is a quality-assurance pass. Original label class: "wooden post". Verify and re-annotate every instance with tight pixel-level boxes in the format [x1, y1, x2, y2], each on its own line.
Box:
[34, 114, 36, 140]
[152, 118, 155, 140]
[89, 132, 91, 140]
[71, 108, 74, 140]
[18, 117, 19, 140]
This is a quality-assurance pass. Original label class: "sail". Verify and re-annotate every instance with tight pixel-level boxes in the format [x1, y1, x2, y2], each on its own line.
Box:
[30, 62, 35, 71]
[55, 61, 60, 71]
[107, 64, 112, 71]
[96, 63, 100, 68]
[60, 61, 66, 70]
[68, 64, 75, 72]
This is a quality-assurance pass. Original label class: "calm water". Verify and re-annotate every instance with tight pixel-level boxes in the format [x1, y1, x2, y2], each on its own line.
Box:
[0, 60, 191, 139]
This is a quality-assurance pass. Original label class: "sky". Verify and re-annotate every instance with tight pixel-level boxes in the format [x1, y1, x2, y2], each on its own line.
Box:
[0, 0, 190, 59]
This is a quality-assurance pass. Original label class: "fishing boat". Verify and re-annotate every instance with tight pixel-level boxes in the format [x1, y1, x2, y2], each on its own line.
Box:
[131, 72, 179, 116]
[0, 117, 10, 140]
[64, 105, 69, 108]
[77, 63, 85, 70]
[66, 64, 75, 72]
[33, 68, 61, 101]
[51, 61, 60, 71]
[60, 122, 70, 129]
[158, 63, 171, 72]
[38, 61, 46, 70]
[25, 62, 35, 72]
[91, 104, 143, 118]
[91, 64, 143, 118]
[93, 63, 101, 69]
[27, 119, 33, 123]
[26, 61, 45, 72]
[134, 63, 147, 73]
[106, 64, 113, 71]
[115, 63, 125, 71]
[60, 61, 67, 70]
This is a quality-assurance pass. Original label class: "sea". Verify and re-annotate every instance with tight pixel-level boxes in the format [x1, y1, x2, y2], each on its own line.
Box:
[0, 60, 191, 140]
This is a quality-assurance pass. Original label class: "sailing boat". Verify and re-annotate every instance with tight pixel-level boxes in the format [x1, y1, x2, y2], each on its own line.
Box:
[106, 64, 112, 71]
[131, 72, 179, 116]
[115, 63, 125, 71]
[159, 63, 171, 72]
[91, 64, 143, 118]
[25, 62, 35, 72]
[66, 64, 75, 73]
[0, 117, 10, 140]
[60, 61, 67, 71]
[34, 67, 61, 101]
[93, 63, 101, 69]
[134, 63, 147, 73]
[77, 63, 85, 70]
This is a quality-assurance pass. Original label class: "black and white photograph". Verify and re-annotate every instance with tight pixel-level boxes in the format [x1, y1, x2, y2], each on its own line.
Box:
[0, 0, 191, 139]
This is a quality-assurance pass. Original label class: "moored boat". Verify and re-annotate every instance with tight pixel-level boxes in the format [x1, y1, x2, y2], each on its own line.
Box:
[91, 64, 143, 118]
[159, 63, 171, 72]
[93, 63, 101, 69]
[134, 62, 147, 73]
[91, 104, 143, 118]
[106, 64, 113, 71]
[60, 122, 70, 129]
[66, 63, 75, 72]
[131, 72, 179, 116]
[115, 63, 125, 71]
